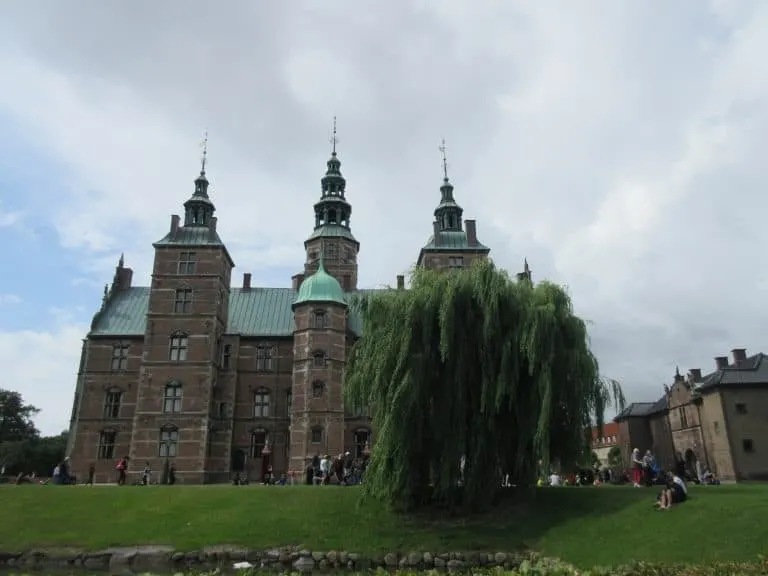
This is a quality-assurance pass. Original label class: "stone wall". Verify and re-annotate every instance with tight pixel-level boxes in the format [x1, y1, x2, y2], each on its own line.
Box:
[0, 545, 534, 573]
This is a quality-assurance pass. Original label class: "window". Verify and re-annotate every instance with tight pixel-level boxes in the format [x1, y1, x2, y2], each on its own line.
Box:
[354, 429, 370, 458]
[678, 407, 688, 429]
[313, 351, 327, 367]
[256, 345, 274, 372]
[313, 310, 327, 329]
[250, 428, 268, 458]
[286, 389, 293, 413]
[714, 421, 720, 435]
[448, 257, 464, 268]
[312, 380, 325, 398]
[97, 430, 116, 460]
[169, 334, 188, 361]
[735, 403, 748, 415]
[103, 391, 122, 419]
[159, 428, 179, 457]
[311, 426, 323, 444]
[174, 288, 193, 313]
[217, 402, 227, 418]
[743, 439, 754, 453]
[326, 243, 339, 261]
[178, 252, 197, 274]
[220, 343, 232, 370]
[111, 342, 129, 370]
[163, 382, 183, 413]
[253, 388, 271, 417]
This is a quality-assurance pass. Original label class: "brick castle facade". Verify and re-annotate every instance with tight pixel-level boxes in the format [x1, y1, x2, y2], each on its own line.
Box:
[65, 141, 492, 484]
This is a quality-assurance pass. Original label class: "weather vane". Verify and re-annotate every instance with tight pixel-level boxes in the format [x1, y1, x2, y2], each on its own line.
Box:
[439, 137, 449, 180]
[200, 131, 209, 174]
[330, 116, 338, 154]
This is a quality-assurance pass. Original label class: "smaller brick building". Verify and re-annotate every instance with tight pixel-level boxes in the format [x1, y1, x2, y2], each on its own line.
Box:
[616, 349, 768, 482]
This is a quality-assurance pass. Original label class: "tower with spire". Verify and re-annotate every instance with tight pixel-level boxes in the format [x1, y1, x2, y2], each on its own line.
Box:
[130, 134, 236, 483]
[295, 117, 360, 292]
[417, 138, 490, 269]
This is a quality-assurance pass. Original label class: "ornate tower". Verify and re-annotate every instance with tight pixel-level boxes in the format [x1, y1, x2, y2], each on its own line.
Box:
[297, 118, 360, 292]
[131, 138, 235, 484]
[417, 139, 491, 268]
[289, 258, 348, 473]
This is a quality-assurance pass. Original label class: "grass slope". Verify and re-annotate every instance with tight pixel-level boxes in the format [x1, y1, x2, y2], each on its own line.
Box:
[1, 484, 765, 567]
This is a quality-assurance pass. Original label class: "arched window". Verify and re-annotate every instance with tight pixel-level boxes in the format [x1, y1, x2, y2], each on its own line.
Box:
[169, 333, 188, 361]
[250, 428, 268, 458]
[312, 380, 325, 398]
[354, 429, 370, 458]
[311, 426, 323, 445]
[253, 388, 270, 418]
[159, 426, 179, 457]
[163, 382, 183, 413]
[312, 351, 327, 367]
[312, 310, 327, 329]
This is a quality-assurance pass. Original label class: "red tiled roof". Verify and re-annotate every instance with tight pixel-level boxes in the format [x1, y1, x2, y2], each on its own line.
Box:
[590, 423, 619, 446]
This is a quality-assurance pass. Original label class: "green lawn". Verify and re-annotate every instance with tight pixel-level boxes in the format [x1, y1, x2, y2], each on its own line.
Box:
[0, 484, 765, 568]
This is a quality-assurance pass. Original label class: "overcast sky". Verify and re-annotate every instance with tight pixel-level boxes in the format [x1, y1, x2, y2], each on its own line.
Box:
[1, 1, 767, 436]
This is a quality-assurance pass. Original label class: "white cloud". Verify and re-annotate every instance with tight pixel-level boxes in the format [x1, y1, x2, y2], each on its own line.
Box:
[0, 293, 22, 305]
[1, 0, 768, 428]
[0, 322, 85, 436]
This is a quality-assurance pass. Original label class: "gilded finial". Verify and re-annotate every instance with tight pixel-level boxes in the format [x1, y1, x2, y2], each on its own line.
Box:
[439, 138, 448, 181]
[200, 131, 209, 175]
[330, 117, 338, 155]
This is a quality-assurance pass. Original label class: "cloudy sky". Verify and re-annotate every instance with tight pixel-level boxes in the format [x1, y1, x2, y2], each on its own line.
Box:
[1, 1, 767, 436]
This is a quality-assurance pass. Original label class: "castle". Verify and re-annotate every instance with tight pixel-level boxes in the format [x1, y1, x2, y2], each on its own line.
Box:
[65, 138, 492, 483]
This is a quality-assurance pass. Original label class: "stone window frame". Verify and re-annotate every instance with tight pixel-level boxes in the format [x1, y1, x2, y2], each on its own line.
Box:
[97, 428, 117, 460]
[177, 251, 197, 275]
[103, 388, 123, 419]
[311, 425, 324, 445]
[159, 425, 179, 458]
[174, 287, 193, 314]
[111, 341, 129, 371]
[448, 256, 464, 268]
[163, 381, 183, 413]
[353, 428, 371, 458]
[169, 331, 189, 362]
[312, 309, 328, 330]
[312, 350, 327, 368]
[255, 344, 276, 372]
[312, 380, 325, 398]
[250, 427, 269, 458]
[219, 342, 233, 370]
[252, 387, 271, 418]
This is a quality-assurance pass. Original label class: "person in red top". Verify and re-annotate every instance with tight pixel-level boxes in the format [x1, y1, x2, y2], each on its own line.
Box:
[631, 448, 644, 487]
[115, 456, 128, 486]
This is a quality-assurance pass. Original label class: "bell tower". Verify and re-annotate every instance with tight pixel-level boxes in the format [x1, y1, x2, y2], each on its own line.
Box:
[298, 118, 360, 292]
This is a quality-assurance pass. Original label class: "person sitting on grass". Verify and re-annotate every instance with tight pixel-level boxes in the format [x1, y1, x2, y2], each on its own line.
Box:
[655, 471, 687, 510]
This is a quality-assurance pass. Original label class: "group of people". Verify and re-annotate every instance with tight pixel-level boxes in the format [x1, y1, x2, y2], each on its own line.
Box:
[306, 452, 368, 485]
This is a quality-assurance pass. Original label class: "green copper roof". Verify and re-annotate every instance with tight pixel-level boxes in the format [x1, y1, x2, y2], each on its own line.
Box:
[420, 230, 490, 253]
[154, 226, 225, 247]
[89, 286, 381, 338]
[293, 260, 347, 308]
[305, 224, 358, 244]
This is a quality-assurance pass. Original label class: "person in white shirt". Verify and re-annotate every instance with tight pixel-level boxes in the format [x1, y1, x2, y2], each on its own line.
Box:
[549, 473, 562, 487]
[656, 472, 687, 509]
[319, 455, 331, 485]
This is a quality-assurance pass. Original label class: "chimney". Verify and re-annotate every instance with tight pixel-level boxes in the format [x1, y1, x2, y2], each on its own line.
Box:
[291, 273, 305, 291]
[689, 368, 702, 382]
[114, 267, 133, 291]
[432, 221, 440, 243]
[465, 219, 477, 246]
[715, 356, 729, 370]
[243, 273, 252, 290]
[731, 348, 747, 365]
[396, 275, 405, 290]
[170, 214, 180, 237]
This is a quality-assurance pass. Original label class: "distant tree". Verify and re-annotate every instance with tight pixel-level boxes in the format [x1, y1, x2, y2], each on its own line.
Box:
[591, 451, 601, 469]
[0, 432, 67, 476]
[345, 260, 625, 512]
[607, 446, 623, 469]
[0, 389, 40, 443]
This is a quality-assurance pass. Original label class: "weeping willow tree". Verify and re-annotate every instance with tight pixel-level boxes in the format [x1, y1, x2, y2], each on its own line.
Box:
[344, 259, 624, 512]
